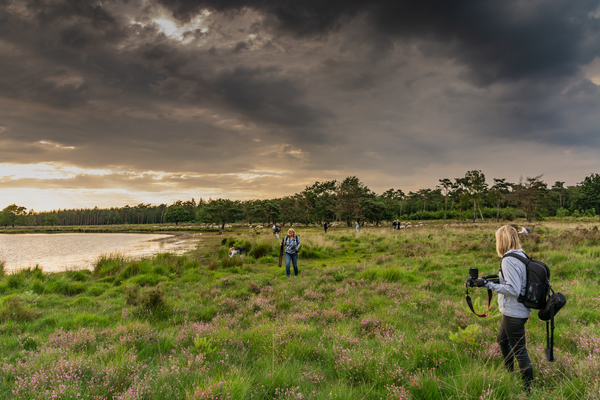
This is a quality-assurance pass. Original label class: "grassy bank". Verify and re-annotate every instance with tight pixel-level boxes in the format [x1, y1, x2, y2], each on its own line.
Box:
[0, 222, 598, 399]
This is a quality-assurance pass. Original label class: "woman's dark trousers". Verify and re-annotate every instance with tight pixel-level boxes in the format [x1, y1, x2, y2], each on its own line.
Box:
[497, 315, 534, 389]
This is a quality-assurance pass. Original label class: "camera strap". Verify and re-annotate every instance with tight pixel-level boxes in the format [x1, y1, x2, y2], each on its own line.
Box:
[465, 284, 494, 318]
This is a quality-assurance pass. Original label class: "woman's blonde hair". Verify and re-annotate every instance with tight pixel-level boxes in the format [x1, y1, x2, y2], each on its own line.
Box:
[287, 228, 296, 236]
[495, 225, 522, 257]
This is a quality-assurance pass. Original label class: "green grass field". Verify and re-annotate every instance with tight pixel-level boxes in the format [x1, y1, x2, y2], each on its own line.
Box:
[0, 221, 598, 399]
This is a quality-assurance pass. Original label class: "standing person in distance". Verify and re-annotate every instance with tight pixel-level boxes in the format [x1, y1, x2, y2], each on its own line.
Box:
[355, 221, 360, 232]
[477, 225, 534, 390]
[323, 221, 328, 234]
[272, 223, 280, 239]
[283, 228, 300, 278]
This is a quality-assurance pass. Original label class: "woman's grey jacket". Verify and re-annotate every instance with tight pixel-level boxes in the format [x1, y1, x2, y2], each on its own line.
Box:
[485, 249, 531, 318]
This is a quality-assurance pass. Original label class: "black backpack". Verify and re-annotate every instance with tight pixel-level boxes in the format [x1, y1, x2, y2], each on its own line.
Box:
[502, 253, 549, 309]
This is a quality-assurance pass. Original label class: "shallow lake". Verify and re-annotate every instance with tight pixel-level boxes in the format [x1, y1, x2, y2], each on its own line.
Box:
[0, 233, 200, 273]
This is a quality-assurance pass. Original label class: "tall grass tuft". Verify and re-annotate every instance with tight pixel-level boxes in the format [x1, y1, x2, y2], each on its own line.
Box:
[47, 275, 86, 295]
[220, 256, 243, 269]
[250, 239, 275, 259]
[92, 252, 128, 277]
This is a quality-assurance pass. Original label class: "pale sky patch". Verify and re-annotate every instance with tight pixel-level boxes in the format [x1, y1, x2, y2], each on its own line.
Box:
[0, 163, 110, 181]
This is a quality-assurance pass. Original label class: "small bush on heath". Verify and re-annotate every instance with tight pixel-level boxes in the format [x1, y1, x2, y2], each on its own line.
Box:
[138, 283, 167, 311]
[0, 297, 40, 322]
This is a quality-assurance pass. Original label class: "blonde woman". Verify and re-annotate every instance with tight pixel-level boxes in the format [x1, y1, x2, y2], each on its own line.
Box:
[481, 225, 534, 390]
[282, 228, 300, 278]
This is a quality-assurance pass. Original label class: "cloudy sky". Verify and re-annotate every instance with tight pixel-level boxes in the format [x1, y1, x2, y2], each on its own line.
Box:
[2, 0, 600, 211]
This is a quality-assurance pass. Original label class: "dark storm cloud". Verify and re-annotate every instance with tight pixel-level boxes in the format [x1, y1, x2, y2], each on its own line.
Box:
[157, 0, 364, 36]
[210, 66, 329, 128]
[0, 0, 326, 130]
[28, 0, 117, 27]
[159, 0, 600, 85]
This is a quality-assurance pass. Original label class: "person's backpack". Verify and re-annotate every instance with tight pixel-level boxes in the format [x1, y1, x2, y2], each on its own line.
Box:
[502, 252, 567, 362]
[502, 253, 549, 309]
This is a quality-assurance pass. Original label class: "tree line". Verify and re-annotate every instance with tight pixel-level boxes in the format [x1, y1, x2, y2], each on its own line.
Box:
[2, 171, 600, 228]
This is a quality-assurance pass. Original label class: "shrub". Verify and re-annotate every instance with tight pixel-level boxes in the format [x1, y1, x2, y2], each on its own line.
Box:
[138, 283, 167, 311]
[449, 324, 482, 345]
[194, 335, 216, 354]
[125, 285, 140, 305]
[0, 297, 40, 322]
[221, 297, 239, 313]
[358, 318, 393, 338]
[248, 281, 261, 294]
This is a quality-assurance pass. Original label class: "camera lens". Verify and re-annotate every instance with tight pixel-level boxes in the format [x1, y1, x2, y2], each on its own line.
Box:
[469, 267, 478, 279]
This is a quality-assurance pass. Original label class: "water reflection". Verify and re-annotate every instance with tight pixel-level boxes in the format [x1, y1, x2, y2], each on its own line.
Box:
[0, 233, 200, 273]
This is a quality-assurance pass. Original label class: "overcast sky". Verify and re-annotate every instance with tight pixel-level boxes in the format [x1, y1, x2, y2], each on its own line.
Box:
[2, 0, 600, 211]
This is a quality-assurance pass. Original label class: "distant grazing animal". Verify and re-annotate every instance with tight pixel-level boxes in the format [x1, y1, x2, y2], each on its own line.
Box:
[229, 247, 248, 258]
